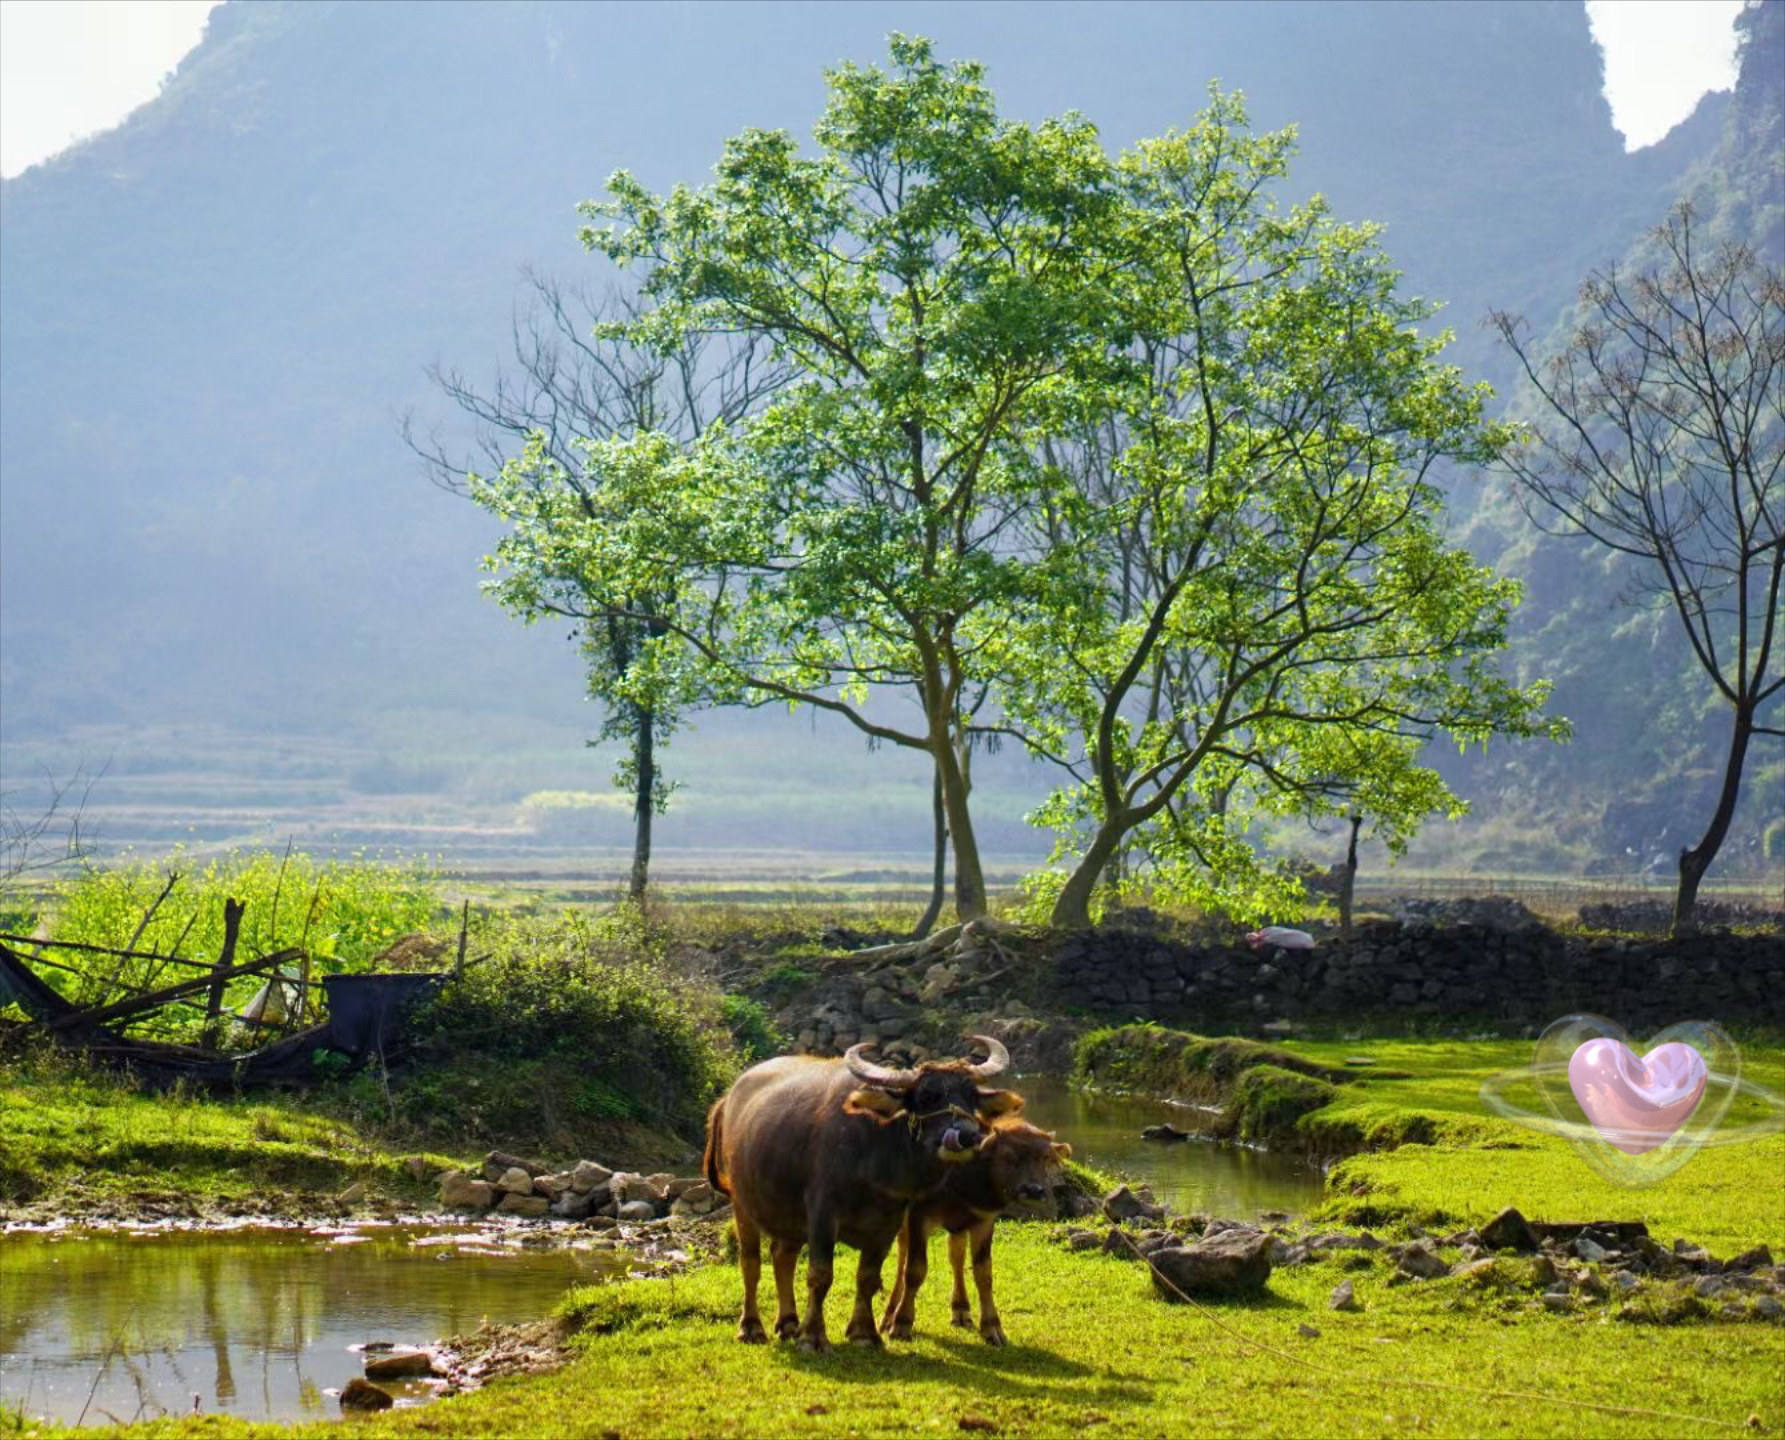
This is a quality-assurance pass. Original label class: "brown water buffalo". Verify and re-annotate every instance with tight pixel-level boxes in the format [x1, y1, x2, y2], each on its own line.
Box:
[879, 1120, 1070, 1345]
[702, 1036, 1021, 1351]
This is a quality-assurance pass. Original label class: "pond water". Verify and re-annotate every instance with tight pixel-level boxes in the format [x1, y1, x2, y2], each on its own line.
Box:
[1015, 1075, 1328, 1218]
[1, 1080, 1322, 1427]
[0, 1223, 627, 1428]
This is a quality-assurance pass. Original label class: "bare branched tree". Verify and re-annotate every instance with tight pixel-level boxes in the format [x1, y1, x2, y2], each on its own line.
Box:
[402, 270, 785, 897]
[1, 761, 106, 894]
[1492, 202, 1784, 934]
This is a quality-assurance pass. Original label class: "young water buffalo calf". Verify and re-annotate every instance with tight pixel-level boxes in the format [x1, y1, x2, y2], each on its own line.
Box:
[880, 1120, 1071, 1346]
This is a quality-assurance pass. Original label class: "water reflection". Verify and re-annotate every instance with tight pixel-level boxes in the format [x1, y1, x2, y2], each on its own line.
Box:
[1016, 1075, 1328, 1218]
[0, 1226, 607, 1427]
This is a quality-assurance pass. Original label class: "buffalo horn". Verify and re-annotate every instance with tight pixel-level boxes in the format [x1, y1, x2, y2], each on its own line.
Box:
[964, 1033, 1010, 1079]
[844, 1043, 921, 1090]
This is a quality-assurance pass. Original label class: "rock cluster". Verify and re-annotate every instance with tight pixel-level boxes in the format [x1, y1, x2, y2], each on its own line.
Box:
[1058, 1193, 1783, 1325]
[437, 1151, 728, 1224]
[1051, 922, 1785, 1028]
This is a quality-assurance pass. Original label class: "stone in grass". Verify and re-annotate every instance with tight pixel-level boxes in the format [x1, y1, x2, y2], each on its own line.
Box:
[1297, 1323, 1321, 1339]
[1066, 1230, 1101, 1252]
[1150, 1229, 1274, 1300]
[1394, 1243, 1448, 1281]
[1479, 1207, 1539, 1254]
[1726, 1245, 1775, 1273]
[1103, 1185, 1164, 1225]
[340, 1379, 394, 1412]
[1328, 1280, 1360, 1312]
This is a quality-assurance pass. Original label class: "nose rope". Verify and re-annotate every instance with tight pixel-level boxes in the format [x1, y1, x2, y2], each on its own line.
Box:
[903, 1103, 982, 1136]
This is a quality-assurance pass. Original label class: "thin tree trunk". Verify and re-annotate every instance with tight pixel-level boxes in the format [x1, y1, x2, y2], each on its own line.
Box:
[912, 768, 948, 940]
[932, 732, 986, 920]
[1673, 706, 1753, 936]
[1051, 823, 1124, 929]
[1338, 813, 1362, 938]
[629, 703, 655, 900]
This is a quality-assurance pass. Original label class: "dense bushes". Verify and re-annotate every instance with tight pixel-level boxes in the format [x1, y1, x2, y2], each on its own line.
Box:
[379, 918, 740, 1152]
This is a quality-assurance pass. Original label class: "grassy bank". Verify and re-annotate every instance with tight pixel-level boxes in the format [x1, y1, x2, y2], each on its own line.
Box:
[28, 1222, 1784, 1440]
[1076, 1026, 1785, 1254]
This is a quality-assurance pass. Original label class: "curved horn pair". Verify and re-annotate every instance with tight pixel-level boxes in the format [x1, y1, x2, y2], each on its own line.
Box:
[843, 1033, 1010, 1088]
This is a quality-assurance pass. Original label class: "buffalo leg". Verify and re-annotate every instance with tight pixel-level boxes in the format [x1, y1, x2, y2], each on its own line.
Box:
[968, 1218, 1006, 1346]
[884, 1215, 929, 1340]
[770, 1237, 801, 1340]
[799, 1212, 837, 1352]
[844, 1229, 894, 1347]
[734, 1209, 768, 1344]
[948, 1230, 973, 1328]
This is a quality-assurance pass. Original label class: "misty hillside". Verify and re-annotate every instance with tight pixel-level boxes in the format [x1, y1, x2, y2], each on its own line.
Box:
[0, 0, 1777, 875]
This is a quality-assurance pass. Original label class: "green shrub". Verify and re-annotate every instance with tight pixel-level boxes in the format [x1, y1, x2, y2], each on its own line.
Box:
[45, 848, 441, 1030]
[392, 917, 739, 1147]
[719, 994, 782, 1064]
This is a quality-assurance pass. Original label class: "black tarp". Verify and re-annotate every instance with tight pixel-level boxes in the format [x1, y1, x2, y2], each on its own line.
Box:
[322, 972, 444, 1057]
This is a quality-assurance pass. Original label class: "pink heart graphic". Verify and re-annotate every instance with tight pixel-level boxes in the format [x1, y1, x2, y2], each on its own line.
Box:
[1567, 1039, 1707, 1155]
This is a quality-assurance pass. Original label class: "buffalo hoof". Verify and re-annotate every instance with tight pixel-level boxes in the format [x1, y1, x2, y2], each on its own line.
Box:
[796, 1333, 831, 1355]
[951, 1307, 974, 1330]
[885, 1318, 915, 1342]
[980, 1324, 1008, 1348]
[846, 1329, 884, 1349]
[774, 1316, 801, 1341]
[737, 1317, 769, 1345]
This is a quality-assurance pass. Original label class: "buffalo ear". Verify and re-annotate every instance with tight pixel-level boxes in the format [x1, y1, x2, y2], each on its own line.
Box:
[1051, 1141, 1074, 1161]
[845, 1088, 907, 1124]
[975, 1088, 1023, 1118]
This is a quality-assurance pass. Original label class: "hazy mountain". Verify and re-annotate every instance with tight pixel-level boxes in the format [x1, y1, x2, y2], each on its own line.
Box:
[0, 0, 1773, 876]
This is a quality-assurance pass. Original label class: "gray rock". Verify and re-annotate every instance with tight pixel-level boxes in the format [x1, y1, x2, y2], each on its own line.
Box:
[1102, 1227, 1140, 1258]
[612, 1172, 662, 1204]
[1754, 1296, 1783, 1319]
[1066, 1230, 1101, 1252]
[482, 1150, 546, 1184]
[340, 1379, 394, 1411]
[532, 1174, 565, 1201]
[1328, 1280, 1359, 1312]
[1613, 1271, 1641, 1292]
[496, 1192, 549, 1217]
[1574, 1236, 1609, 1264]
[617, 1199, 657, 1221]
[1479, 1207, 1539, 1253]
[1529, 1256, 1559, 1287]
[1297, 1322, 1320, 1339]
[1726, 1245, 1775, 1272]
[569, 1160, 614, 1194]
[1149, 1228, 1274, 1299]
[364, 1351, 434, 1380]
[1394, 1243, 1449, 1281]
[438, 1171, 495, 1210]
[1103, 1185, 1165, 1224]
[1694, 1276, 1728, 1299]
[550, 1188, 595, 1220]
[495, 1167, 534, 1197]
[1541, 1292, 1574, 1311]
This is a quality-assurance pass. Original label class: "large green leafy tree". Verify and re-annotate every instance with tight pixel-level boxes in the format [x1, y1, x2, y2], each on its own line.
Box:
[517, 35, 1129, 920]
[997, 94, 1562, 928]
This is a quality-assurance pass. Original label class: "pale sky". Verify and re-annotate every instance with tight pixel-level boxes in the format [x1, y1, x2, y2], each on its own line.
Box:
[0, 0, 1753, 179]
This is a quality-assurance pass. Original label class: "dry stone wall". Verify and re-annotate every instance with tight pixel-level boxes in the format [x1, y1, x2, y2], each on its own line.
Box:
[1051, 920, 1785, 1030]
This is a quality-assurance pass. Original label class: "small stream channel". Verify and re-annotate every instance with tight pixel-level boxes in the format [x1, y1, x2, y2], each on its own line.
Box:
[1, 1079, 1323, 1427]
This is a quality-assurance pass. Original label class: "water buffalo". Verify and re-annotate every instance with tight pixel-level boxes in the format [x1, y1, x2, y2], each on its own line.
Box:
[879, 1120, 1070, 1345]
[702, 1036, 1021, 1351]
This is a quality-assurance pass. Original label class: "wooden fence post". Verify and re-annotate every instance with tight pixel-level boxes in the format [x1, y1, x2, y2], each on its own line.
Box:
[204, 899, 245, 1048]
